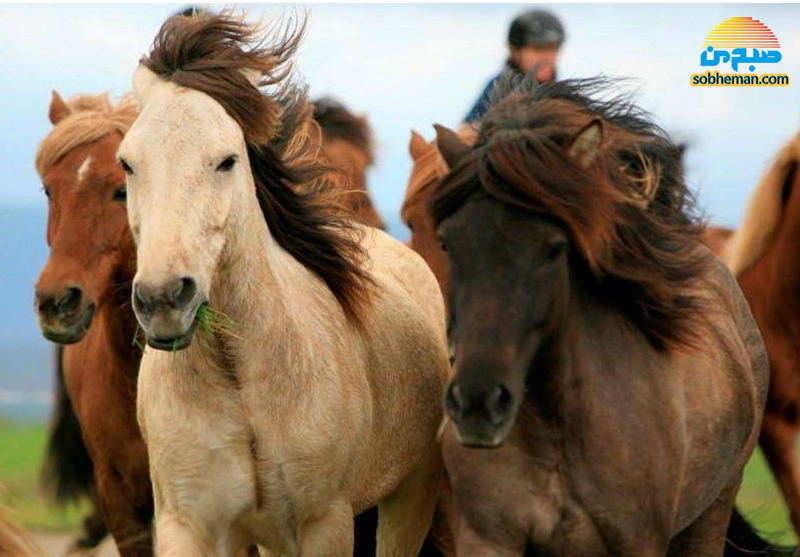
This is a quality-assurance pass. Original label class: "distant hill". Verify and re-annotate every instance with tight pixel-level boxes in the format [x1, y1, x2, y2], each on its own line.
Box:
[0, 205, 52, 419]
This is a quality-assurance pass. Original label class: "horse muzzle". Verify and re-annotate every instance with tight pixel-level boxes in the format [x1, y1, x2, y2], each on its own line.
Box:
[444, 381, 517, 448]
[132, 277, 204, 351]
[34, 285, 95, 344]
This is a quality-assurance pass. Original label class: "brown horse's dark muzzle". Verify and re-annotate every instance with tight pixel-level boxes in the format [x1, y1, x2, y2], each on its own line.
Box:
[445, 380, 516, 448]
[34, 284, 95, 344]
[132, 277, 202, 351]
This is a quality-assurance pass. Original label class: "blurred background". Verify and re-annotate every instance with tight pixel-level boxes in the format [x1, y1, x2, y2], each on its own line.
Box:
[0, 2, 798, 542]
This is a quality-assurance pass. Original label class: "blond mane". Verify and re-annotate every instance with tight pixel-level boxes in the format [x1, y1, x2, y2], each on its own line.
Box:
[35, 93, 138, 178]
[722, 133, 800, 276]
[405, 141, 449, 203]
[403, 127, 477, 208]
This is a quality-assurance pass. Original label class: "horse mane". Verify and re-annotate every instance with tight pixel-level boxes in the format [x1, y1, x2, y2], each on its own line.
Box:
[722, 133, 800, 276]
[431, 76, 713, 351]
[313, 97, 374, 164]
[35, 93, 137, 178]
[141, 10, 372, 323]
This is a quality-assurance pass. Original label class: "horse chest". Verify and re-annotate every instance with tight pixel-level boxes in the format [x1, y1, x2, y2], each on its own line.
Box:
[139, 350, 365, 544]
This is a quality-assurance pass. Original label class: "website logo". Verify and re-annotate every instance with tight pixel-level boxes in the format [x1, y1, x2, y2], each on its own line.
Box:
[690, 17, 789, 87]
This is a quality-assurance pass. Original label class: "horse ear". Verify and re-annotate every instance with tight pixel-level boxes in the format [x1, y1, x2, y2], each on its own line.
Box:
[568, 119, 604, 168]
[132, 64, 162, 107]
[434, 124, 470, 168]
[49, 91, 71, 124]
[409, 130, 428, 160]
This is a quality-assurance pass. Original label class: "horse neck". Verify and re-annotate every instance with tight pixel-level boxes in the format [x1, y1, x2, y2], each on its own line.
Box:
[210, 193, 304, 343]
[523, 269, 630, 418]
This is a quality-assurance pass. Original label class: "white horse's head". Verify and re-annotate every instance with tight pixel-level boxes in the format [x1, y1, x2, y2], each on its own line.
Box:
[119, 12, 369, 350]
[119, 65, 250, 350]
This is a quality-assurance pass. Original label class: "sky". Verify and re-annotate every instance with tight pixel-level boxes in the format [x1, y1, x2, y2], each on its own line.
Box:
[0, 3, 799, 228]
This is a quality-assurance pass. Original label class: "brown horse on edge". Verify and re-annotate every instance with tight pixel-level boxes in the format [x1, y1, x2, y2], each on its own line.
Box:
[430, 77, 772, 555]
[314, 97, 385, 229]
[720, 132, 800, 537]
[33, 92, 153, 555]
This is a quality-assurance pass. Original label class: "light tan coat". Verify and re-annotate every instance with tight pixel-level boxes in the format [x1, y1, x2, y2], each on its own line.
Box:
[123, 67, 450, 556]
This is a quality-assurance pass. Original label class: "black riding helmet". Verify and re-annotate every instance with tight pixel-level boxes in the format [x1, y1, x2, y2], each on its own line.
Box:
[508, 9, 565, 48]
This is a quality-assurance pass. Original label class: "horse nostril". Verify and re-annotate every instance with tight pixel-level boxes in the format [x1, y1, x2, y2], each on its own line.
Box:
[133, 282, 151, 315]
[173, 277, 197, 308]
[485, 385, 513, 426]
[55, 287, 82, 316]
[445, 383, 466, 422]
[134, 277, 198, 315]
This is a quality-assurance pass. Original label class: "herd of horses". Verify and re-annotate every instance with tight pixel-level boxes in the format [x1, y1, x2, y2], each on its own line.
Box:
[3, 8, 800, 557]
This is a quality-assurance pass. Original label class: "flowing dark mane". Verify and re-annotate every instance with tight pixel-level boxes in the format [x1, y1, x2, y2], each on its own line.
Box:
[432, 76, 713, 351]
[313, 97, 374, 163]
[141, 11, 372, 323]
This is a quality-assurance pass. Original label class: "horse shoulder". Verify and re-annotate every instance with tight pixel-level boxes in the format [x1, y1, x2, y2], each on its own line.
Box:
[360, 227, 447, 337]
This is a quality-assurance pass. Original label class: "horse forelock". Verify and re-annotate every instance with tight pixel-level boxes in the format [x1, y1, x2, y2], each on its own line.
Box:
[722, 133, 800, 277]
[36, 93, 138, 178]
[140, 10, 373, 324]
[432, 77, 713, 351]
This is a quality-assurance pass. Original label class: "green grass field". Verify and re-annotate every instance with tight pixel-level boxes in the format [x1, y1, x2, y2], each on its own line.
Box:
[0, 420, 796, 543]
[0, 420, 89, 532]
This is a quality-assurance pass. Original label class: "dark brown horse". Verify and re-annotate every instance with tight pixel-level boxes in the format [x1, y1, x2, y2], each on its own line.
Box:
[430, 77, 771, 555]
[33, 92, 153, 555]
[720, 133, 800, 537]
[314, 97, 385, 229]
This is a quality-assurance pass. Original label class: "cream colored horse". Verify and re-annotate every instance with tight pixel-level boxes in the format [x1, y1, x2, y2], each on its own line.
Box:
[119, 12, 449, 557]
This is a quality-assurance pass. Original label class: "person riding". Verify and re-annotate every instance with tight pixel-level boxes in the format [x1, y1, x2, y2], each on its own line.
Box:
[463, 9, 566, 125]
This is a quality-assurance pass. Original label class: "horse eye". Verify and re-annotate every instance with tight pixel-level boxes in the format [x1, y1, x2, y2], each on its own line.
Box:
[42, 186, 50, 199]
[406, 221, 415, 233]
[544, 241, 566, 262]
[216, 155, 237, 172]
[119, 158, 133, 175]
[112, 186, 127, 203]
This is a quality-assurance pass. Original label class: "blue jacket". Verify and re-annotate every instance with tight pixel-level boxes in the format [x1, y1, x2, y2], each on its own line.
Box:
[464, 73, 503, 124]
[465, 66, 554, 123]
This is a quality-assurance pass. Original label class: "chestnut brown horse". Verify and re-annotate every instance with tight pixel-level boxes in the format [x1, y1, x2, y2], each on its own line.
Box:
[431, 77, 770, 555]
[40, 347, 106, 549]
[33, 92, 153, 555]
[314, 97, 385, 229]
[401, 131, 451, 295]
[721, 132, 800, 537]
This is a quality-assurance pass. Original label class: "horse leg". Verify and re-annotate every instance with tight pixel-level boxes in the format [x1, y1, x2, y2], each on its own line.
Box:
[299, 499, 354, 556]
[74, 487, 108, 549]
[760, 411, 800, 535]
[376, 445, 442, 557]
[666, 475, 740, 556]
[95, 466, 153, 556]
[156, 513, 216, 556]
